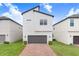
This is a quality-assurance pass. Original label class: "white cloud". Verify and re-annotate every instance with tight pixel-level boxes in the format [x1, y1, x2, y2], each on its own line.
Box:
[75, 9, 79, 14]
[1, 3, 23, 24]
[66, 8, 79, 17]
[42, 3, 52, 13]
[0, 3, 3, 6]
[2, 12, 12, 18]
[67, 8, 74, 16]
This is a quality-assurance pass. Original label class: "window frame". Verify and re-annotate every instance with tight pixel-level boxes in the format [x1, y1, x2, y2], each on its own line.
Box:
[26, 19, 31, 21]
[44, 19, 47, 25]
[40, 19, 47, 25]
[70, 19, 74, 27]
[40, 19, 43, 25]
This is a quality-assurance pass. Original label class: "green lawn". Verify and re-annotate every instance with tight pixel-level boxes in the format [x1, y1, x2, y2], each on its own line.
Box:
[50, 41, 79, 56]
[0, 40, 25, 56]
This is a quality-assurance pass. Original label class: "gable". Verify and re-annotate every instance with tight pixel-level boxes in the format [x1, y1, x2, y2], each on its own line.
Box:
[22, 5, 40, 15]
[22, 5, 54, 18]
[53, 14, 79, 26]
[33, 10, 54, 17]
[0, 16, 22, 27]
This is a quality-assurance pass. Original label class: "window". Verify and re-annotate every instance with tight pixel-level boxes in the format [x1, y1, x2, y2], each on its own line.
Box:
[44, 20, 47, 25]
[26, 19, 31, 21]
[53, 28, 55, 30]
[70, 19, 74, 27]
[40, 19, 47, 25]
[40, 20, 43, 25]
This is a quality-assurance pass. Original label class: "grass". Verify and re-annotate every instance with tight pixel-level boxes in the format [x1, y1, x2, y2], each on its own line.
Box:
[0, 40, 25, 56]
[50, 41, 79, 56]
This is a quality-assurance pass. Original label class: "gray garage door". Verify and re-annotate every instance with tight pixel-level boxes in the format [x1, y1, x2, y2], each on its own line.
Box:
[73, 36, 79, 44]
[28, 35, 47, 44]
[0, 35, 5, 43]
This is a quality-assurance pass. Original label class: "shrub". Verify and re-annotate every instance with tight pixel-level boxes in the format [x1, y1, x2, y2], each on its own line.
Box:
[23, 41, 27, 45]
[70, 43, 73, 45]
[53, 39, 56, 41]
[4, 41, 9, 44]
[48, 41, 52, 45]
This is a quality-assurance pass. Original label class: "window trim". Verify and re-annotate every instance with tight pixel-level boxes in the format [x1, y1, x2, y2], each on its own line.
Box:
[70, 19, 74, 27]
[40, 19, 43, 25]
[44, 19, 47, 25]
[26, 19, 31, 21]
[40, 19, 47, 25]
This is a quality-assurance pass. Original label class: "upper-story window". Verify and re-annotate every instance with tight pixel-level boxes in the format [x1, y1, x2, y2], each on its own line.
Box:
[70, 19, 74, 27]
[26, 19, 31, 21]
[40, 19, 43, 25]
[40, 19, 47, 25]
[53, 28, 55, 30]
[44, 20, 47, 25]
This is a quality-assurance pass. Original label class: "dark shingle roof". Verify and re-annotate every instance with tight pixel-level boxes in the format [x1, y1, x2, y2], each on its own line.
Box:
[33, 10, 54, 17]
[22, 5, 54, 17]
[53, 14, 79, 26]
[0, 16, 22, 26]
[22, 5, 40, 15]
[0, 16, 11, 20]
[69, 14, 79, 18]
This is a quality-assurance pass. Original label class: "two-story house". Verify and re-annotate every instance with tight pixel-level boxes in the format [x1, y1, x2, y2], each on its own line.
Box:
[53, 14, 79, 44]
[22, 6, 54, 44]
[0, 16, 22, 43]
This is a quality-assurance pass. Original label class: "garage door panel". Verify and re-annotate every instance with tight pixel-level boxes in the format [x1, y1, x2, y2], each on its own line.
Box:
[28, 35, 47, 44]
[73, 36, 79, 44]
[0, 35, 5, 42]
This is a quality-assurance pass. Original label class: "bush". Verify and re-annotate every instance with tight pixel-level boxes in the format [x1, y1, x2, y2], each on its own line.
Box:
[4, 41, 9, 44]
[53, 39, 56, 41]
[23, 41, 27, 45]
[70, 43, 73, 45]
[48, 41, 52, 45]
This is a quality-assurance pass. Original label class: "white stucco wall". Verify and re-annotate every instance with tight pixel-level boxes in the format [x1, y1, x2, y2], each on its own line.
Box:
[53, 20, 68, 44]
[9, 20, 22, 42]
[53, 19, 70, 44]
[68, 18, 79, 31]
[0, 20, 10, 42]
[53, 18, 79, 44]
[23, 7, 53, 43]
[68, 18, 79, 44]
[0, 20, 22, 42]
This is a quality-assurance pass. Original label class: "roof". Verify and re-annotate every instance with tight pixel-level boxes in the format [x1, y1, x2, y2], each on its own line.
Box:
[0, 16, 11, 20]
[0, 16, 22, 26]
[53, 14, 79, 26]
[69, 14, 79, 18]
[22, 5, 40, 15]
[22, 5, 54, 17]
[33, 10, 54, 17]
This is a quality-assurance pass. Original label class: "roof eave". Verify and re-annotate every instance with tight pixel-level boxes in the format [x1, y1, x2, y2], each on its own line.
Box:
[33, 10, 54, 17]
[0, 16, 22, 27]
[53, 17, 79, 26]
[22, 5, 40, 15]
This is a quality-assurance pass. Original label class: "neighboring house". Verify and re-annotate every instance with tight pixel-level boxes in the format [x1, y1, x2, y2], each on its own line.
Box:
[53, 14, 79, 44]
[22, 6, 54, 44]
[0, 16, 22, 43]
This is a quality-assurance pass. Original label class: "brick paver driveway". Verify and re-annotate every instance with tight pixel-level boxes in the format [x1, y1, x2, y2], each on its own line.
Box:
[20, 44, 56, 56]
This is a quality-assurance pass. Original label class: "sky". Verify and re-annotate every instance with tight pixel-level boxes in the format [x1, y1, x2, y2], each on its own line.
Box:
[0, 3, 79, 25]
